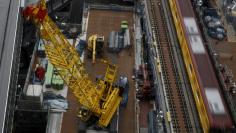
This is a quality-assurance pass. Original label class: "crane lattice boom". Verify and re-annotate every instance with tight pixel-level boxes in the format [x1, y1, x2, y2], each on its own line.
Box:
[22, 0, 122, 127]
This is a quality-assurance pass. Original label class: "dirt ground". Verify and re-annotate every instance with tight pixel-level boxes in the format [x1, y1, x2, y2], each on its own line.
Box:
[61, 9, 135, 133]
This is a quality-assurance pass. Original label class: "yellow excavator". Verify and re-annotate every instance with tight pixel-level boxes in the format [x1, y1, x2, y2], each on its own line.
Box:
[87, 35, 104, 64]
[22, 0, 122, 127]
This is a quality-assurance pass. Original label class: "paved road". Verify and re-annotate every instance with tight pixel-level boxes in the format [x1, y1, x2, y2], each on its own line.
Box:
[0, 0, 20, 132]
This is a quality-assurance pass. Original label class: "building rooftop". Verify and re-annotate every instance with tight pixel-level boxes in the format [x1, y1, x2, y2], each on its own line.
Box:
[0, 0, 21, 132]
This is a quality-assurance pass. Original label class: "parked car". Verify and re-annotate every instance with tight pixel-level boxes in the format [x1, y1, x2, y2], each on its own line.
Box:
[207, 30, 225, 40]
[203, 8, 226, 40]
[215, 27, 226, 35]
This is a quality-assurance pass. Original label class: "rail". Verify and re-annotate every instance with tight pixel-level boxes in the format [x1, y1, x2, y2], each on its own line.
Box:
[146, 0, 192, 132]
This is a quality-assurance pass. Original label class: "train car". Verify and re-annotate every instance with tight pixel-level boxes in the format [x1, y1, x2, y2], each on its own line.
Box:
[168, 0, 234, 132]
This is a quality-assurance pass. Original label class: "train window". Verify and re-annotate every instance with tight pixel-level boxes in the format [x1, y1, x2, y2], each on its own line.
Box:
[189, 35, 205, 54]
[205, 89, 225, 114]
[184, 17, 198, 34]
[183, 17, 205, 54]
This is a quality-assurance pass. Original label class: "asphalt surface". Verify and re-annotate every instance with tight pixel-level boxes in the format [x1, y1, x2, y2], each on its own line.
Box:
[0, 0, 20, 132]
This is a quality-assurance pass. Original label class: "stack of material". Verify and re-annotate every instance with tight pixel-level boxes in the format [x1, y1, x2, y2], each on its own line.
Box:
[124, 29, 131, 48]
[108, 29, 131, 53]
[45, 63, 54, 87]
[26, 84, 43, 102]
[108, 31, 120, 53]
[118, 32, 124, 49]
[45, 62, 64, 90]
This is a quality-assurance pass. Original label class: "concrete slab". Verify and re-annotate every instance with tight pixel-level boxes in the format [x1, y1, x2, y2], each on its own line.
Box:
[85, 9, 135, 133]
[61, 9, 135, 133]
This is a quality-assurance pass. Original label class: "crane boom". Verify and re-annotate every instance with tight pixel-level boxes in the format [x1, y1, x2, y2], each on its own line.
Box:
[22, 0, 122, 127]
[88, 35, 104, 64]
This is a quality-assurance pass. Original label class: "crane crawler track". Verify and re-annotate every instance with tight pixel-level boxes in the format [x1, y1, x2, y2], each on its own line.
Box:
[147, 0, 192, 132]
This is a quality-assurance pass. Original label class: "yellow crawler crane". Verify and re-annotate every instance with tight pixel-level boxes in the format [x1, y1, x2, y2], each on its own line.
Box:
[22, 0, 122, 127]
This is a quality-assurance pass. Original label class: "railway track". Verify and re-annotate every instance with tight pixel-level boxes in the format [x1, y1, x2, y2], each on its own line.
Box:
[147, 0, 192, 132]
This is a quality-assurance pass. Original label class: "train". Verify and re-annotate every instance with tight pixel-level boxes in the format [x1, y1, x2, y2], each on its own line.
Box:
[168, 0, 234, 132]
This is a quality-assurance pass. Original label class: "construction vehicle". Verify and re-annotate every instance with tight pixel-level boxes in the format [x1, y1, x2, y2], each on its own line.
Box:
[120, 20, 128, 32]
[22, 0, 122, 127]
[87, 35, 104, 64]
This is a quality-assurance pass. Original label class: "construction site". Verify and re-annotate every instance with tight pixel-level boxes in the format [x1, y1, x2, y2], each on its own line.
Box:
[1, 0, 236, 133]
